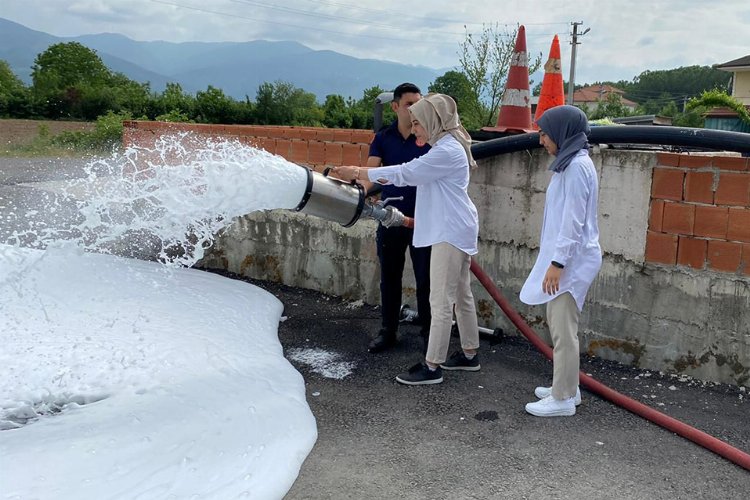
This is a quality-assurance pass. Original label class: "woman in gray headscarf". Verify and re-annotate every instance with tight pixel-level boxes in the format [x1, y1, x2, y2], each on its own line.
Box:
[332, 93, 481, 385]
[520, 105, 602, 417]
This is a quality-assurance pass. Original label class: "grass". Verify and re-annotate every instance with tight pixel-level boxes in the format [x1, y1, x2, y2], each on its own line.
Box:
[0, 138, 94, 158]
[0, 115, 126, 158]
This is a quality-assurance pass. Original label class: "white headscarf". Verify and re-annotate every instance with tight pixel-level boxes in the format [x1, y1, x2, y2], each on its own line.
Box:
[409, 93, 476, 169]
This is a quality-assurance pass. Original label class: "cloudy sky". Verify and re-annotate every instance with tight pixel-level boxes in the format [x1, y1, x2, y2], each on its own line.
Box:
[2, 0, 749, 84]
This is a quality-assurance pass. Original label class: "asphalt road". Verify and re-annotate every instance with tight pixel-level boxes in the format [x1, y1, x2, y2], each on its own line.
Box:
[214, 274, 750, 500]
[0, 156, 92, 246]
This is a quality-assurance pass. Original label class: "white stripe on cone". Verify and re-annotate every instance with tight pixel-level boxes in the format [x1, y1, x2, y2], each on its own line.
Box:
[510, 51, 529, 67]
[501, 88, 531, 107]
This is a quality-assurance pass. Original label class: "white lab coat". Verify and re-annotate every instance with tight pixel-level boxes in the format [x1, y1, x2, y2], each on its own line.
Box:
[520, 150, 601, 311]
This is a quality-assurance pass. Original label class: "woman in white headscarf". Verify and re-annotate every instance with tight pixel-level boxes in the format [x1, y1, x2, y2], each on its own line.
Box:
[521, 105, 602, 417]
[332, 93, 481, 385]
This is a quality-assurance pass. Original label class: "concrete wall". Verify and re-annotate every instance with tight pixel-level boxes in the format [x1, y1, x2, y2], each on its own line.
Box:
[124, 121, 750, 386]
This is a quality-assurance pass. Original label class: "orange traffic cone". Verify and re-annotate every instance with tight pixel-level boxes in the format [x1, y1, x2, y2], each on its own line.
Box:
[533, 35, 565, 125]
[483, 25, 534, 134]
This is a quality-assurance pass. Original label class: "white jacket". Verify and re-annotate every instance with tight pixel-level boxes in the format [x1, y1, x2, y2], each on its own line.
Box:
[367, 134, 479, 255]
[520, 150, 601, 311]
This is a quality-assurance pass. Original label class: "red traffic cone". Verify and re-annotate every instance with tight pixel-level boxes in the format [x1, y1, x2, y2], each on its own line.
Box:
[533, 35, 565, 125]
[483, 25, 534, 134]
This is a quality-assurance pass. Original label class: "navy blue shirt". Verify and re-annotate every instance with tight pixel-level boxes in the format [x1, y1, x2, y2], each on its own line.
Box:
[369, 120, 431, 218]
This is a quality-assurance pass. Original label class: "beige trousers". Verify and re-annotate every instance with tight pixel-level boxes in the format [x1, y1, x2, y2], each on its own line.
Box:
[546, 292, 581, 400]
[425, 243, 480, 365]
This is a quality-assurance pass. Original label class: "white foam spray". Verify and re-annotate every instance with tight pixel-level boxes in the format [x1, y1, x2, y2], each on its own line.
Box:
[8, 133, 308, 266]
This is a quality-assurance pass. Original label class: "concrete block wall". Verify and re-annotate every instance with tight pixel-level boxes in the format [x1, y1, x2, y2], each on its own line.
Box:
[646, 153, 750, 274]
[122, 121, 750, 386]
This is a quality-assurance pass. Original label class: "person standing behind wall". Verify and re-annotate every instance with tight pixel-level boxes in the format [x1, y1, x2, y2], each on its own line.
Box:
[520, 105, 602, 417]
[365, 83, 432, 354]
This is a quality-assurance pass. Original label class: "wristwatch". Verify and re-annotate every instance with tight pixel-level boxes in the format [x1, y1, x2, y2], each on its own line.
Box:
[551, 260, 565, 269]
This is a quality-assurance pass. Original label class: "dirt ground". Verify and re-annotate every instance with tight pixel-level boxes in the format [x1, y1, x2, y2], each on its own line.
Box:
[203, 271, 750, 500]
[0, 118, 94, 147]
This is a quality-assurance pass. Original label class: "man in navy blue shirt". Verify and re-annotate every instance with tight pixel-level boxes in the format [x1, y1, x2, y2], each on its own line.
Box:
[365, 83, 432, 353]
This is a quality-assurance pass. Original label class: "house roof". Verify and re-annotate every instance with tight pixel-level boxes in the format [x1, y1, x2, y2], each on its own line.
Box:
[612, 114, 673, 126]
[572, 85, 638, 107]
[704, 105, 750, 117]
[715, 55, 750, 70]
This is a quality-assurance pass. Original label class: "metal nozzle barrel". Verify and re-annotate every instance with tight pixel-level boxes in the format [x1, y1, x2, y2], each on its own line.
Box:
[294, 167, 411, 228]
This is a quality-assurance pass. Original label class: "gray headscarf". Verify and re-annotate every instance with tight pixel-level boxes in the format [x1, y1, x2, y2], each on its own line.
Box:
[408, 93, 477, 169]
[536, 105, 590, 173]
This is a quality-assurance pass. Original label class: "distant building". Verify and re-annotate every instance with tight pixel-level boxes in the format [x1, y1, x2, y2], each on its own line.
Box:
[572, 84, 638, 113]
[715, 54, 750, 105]
[612, 115, 673, 126]
[709, 55, 750, 133]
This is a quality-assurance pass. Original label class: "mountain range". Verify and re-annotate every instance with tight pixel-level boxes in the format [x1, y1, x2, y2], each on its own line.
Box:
[0, 17, 443, 101]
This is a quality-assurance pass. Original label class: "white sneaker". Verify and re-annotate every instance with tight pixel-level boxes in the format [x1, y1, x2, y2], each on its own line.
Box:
[534, 386, 581, 406]
[525, 395, 576, 417]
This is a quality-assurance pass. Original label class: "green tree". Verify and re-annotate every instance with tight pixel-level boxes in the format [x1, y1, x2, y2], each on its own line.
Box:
[31, 42, 111, 98]
[253, 81, 322, 126]
[589, 92, 633, 120]
[458, 24, 542, 126]
[29, 42, 155, 120]
[0, 60, 31, 117]
[154, 82, 195, 119]
[429, 70, 482, 130]
[637, 91, 678, 115]
[625, 66, 730, 106]
[323, 94, 352, 128]
[290, 88, 323, 126]
[194, 85, 237, 124]
[107, 73, 151, 117]
[347, 85, 389, 130]
[254, 82, 278, 124]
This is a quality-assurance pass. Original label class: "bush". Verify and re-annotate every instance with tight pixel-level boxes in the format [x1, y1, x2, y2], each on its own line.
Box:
[52, 111, 131, 151]
[155, 110, 192, 123]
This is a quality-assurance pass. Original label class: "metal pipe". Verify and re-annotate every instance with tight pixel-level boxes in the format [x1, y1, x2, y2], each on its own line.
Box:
[373, 92, 394, 133]
[471, 125, 750, 159]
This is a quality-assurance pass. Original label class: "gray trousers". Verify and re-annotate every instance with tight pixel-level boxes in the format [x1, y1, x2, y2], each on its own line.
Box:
[425, 242, 480, 365]
[546, 292, 581, 400]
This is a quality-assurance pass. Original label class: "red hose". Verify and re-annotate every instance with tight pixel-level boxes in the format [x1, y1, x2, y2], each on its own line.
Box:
[469, 258, 750, 471]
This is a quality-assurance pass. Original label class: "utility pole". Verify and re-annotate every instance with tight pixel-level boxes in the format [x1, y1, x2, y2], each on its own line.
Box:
[567, 21, 590, 106]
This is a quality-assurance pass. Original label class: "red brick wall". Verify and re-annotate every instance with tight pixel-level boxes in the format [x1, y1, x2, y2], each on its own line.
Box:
[646, 152, 750, 275]
[122, 121, 374, 173]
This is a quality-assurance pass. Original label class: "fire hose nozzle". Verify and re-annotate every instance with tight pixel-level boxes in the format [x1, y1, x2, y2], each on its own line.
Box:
[295, 167, 413, 228]
[379, 204, 406, 228]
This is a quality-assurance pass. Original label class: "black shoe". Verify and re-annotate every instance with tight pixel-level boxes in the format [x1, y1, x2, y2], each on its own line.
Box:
[396, 362, 443, 385]
[440, 351, 480, 371]
[368, 329, 397, 353]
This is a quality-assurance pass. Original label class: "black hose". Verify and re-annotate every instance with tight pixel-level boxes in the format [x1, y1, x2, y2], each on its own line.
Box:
[471, 125, 750, 159]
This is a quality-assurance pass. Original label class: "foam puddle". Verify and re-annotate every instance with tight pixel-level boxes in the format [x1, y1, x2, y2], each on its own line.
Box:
[0, 134, 319, 499]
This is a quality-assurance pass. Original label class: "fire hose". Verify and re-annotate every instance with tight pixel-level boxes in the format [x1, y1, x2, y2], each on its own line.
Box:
[409, 207, 750, 470]
[468, 257, 750, 471]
